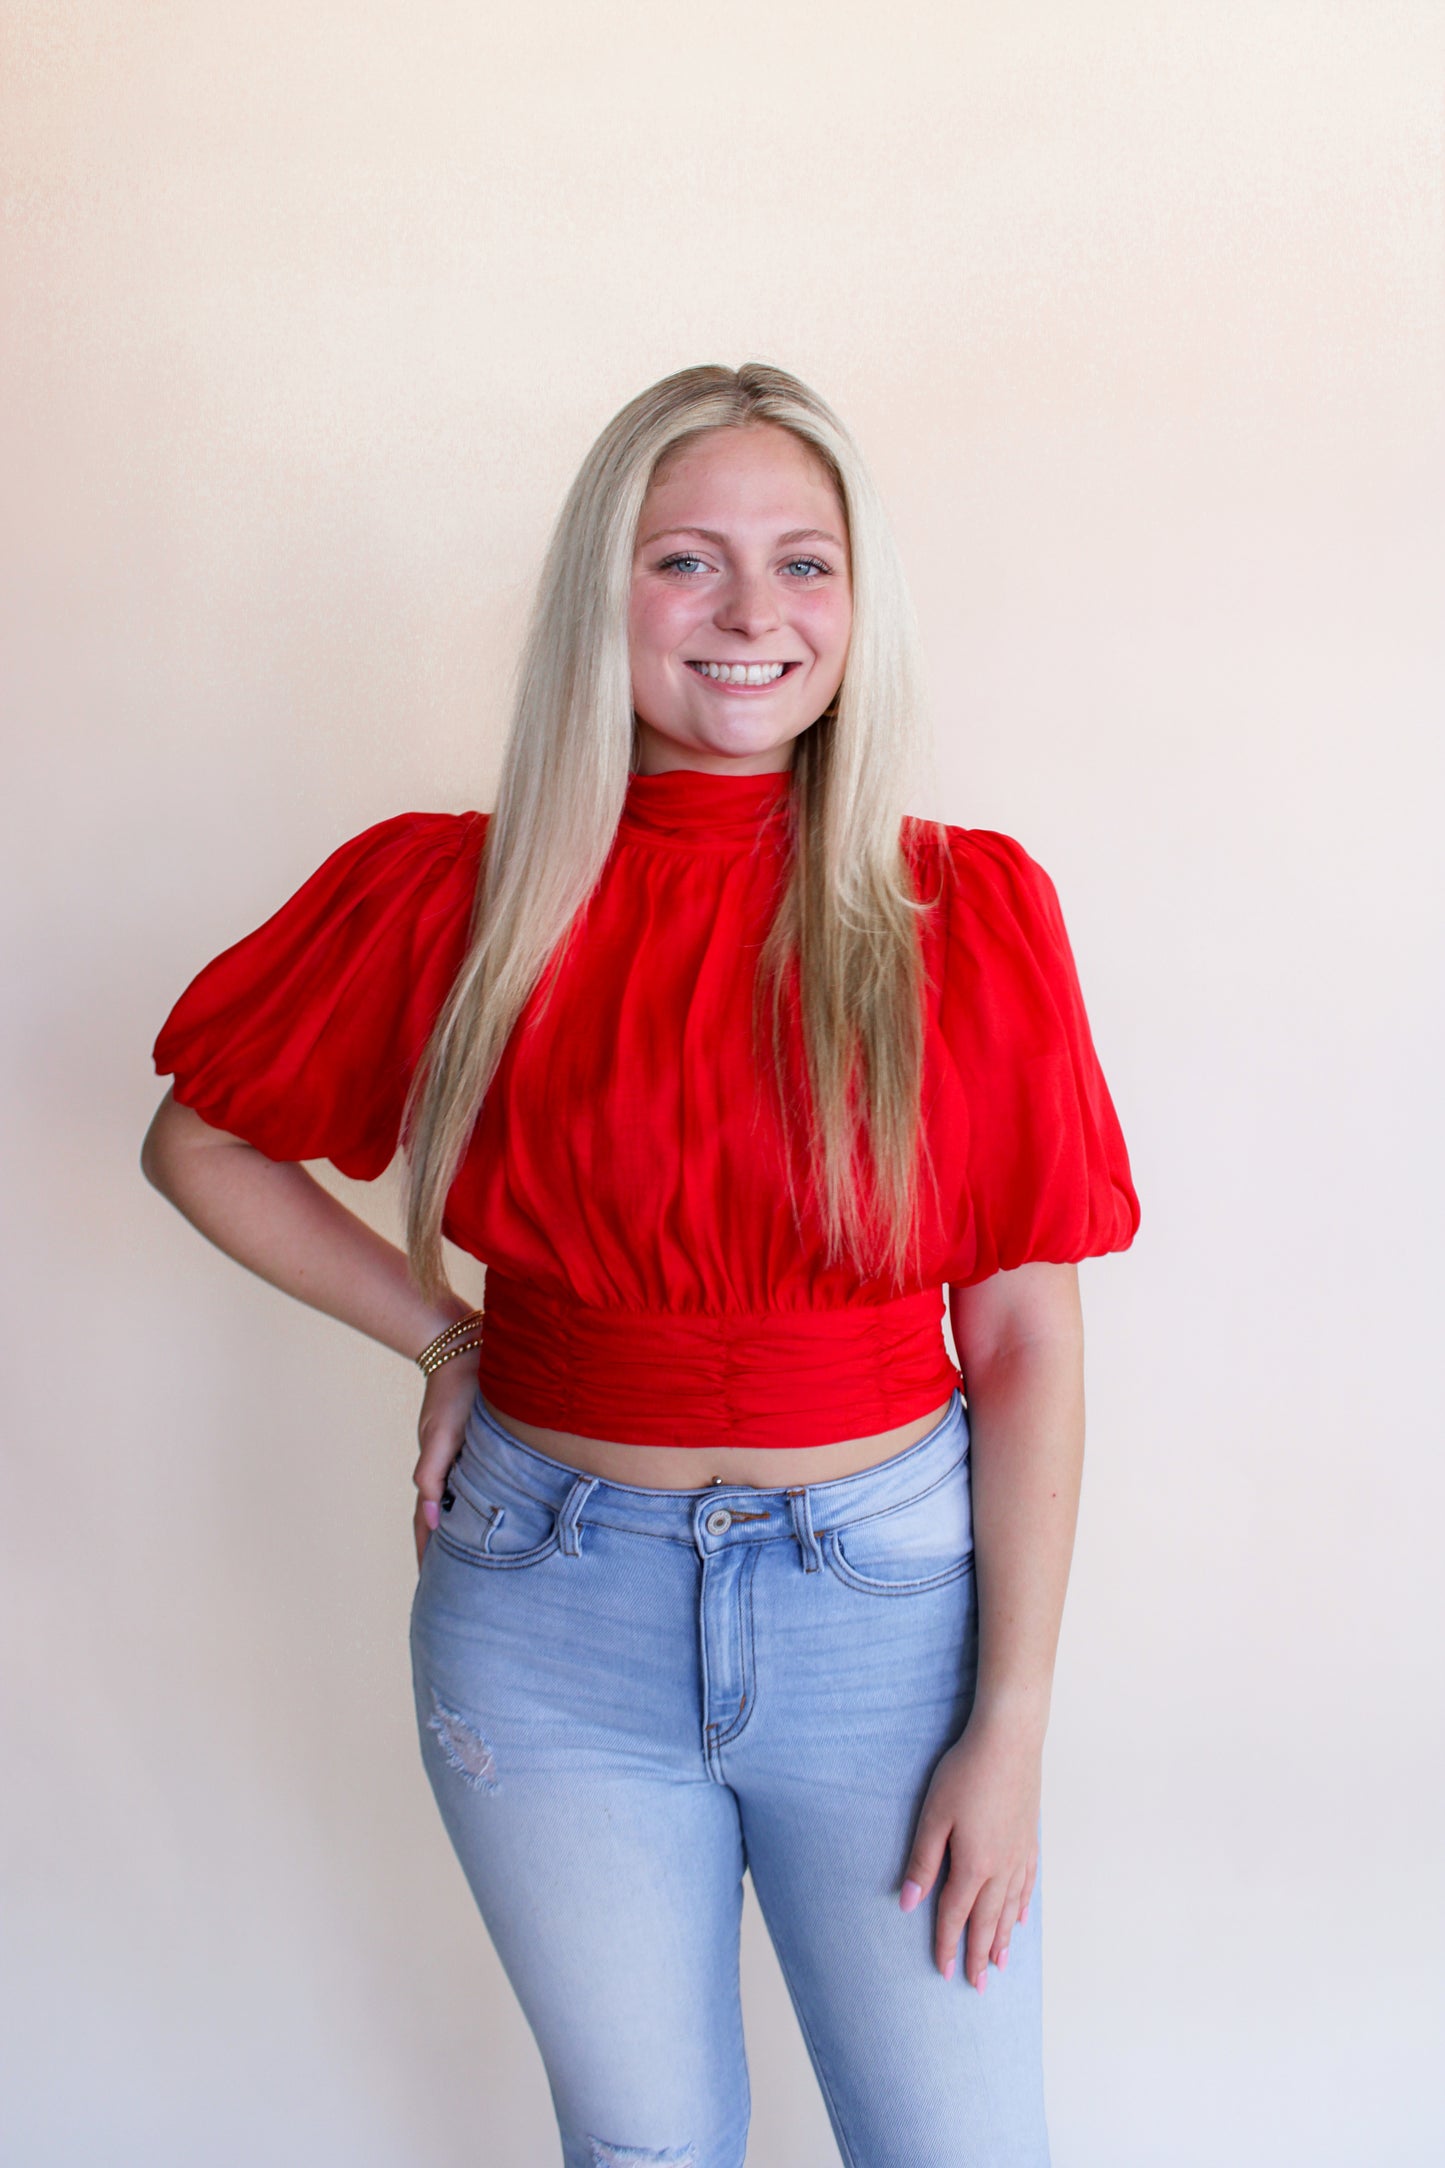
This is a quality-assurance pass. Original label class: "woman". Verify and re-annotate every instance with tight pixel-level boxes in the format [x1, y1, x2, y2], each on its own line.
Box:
[143, 363, 1138, 2167]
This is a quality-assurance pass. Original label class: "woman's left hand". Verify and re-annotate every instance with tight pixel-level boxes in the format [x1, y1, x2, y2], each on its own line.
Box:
[899, 1707, 1043, 1988]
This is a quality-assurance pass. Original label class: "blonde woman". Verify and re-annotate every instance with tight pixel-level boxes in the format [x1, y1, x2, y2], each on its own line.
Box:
[143, 364, 1139, 2167]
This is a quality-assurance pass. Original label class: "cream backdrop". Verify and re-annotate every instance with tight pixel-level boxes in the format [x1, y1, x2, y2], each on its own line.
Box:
[3, 3, 1441, 2163]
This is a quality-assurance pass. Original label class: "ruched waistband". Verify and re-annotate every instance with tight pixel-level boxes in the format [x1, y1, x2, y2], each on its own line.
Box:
[475, 1274, 961, 1449]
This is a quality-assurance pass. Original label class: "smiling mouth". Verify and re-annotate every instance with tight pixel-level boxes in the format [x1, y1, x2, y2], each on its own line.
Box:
[687, 660, 800, 687]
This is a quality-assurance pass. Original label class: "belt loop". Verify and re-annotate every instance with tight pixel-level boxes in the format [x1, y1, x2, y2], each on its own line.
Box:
[786, 1486, 822, 1573]
[556, 1474, 598, 1558]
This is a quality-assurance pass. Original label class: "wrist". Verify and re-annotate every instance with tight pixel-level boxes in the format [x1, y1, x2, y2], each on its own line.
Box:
[414, 1308, 485, 1377]
[420, 1297, 474, 1339]
[967, 1680, 1052, 1745]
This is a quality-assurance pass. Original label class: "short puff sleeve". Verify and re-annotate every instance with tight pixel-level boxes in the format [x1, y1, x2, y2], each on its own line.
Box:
[937, 828, 1140, 1281]
[152, 811, 486, 1179]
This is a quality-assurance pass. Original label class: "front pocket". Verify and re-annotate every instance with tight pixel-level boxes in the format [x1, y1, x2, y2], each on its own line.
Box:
[822, 1459, 974, 1595]
[432, 1453, 560, 1571]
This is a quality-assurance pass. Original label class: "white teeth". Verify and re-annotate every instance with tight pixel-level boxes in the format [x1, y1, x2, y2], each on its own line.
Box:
[693, 661, 788, 685]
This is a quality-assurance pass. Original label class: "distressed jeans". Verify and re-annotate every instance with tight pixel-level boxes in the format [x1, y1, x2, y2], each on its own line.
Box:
[410, 1389, 1050, 2168]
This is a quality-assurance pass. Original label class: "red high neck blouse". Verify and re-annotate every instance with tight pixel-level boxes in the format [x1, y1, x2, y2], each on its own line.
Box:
[153, 768, 1139, 1446]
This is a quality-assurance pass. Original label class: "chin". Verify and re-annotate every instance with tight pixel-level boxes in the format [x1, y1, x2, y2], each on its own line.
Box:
[635, 702, 814, 772]
[706, 709, 812, 753]
[704, 733, 800, 767]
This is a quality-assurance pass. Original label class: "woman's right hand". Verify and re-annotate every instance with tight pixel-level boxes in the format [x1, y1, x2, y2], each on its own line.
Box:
[413, 1353, 482, 1568]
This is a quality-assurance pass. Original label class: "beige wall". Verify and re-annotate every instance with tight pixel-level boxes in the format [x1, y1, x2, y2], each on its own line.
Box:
[4, 3, 1442, 2161]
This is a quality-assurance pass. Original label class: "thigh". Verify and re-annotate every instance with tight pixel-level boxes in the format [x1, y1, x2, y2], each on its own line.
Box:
[411, 1488, 750, 2168]
[732, 1533, 1049, 2166]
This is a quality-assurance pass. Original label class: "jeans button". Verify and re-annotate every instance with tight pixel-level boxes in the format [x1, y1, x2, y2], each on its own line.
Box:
[704, 1506, 732, 1536]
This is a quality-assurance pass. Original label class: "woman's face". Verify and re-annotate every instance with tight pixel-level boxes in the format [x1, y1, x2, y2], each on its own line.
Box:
[628, 424, 853, 774]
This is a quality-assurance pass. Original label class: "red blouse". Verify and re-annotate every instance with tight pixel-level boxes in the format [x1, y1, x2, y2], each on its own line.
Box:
[153, 768, 1139, 1446]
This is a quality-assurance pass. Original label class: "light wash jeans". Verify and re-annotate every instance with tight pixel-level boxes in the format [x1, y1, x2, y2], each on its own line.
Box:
[410, 1389, 1050, 2168]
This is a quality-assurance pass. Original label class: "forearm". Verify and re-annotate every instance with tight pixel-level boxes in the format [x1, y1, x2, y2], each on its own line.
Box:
[903, 1269, 1084, 1984]
[141, 1093, 468, 1360]
[952, 1275, 1085, 1741]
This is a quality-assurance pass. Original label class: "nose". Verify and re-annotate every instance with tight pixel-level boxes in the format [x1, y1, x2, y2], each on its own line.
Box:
[714, 567, 781, 640]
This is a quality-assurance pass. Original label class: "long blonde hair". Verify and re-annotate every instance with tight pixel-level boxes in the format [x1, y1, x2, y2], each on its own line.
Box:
[403, 362, 936, 1298]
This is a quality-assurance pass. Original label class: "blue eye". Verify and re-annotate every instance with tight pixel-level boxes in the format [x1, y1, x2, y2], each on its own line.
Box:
[784, 557, 829, 578]
[658, 553, 708, 575]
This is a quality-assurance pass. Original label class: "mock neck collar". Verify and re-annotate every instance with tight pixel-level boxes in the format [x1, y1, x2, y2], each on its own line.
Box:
[618, 766, 793, 847]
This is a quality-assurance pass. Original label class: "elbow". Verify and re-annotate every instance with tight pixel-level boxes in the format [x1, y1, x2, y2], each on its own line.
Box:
[141, 1093, 250, 1201]
[140, 1093, 181, 1197]
[140, 1117, 167, 1195]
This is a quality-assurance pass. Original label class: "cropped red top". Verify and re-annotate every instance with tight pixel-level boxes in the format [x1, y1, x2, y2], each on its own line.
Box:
[153, 768, 1139, 1446]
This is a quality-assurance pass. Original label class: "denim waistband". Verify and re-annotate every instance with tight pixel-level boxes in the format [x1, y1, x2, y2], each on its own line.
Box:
[458, 1388, 970, 1559]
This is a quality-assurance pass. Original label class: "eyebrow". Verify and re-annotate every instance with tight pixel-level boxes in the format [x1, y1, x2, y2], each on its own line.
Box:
[637, 525, 847, 551]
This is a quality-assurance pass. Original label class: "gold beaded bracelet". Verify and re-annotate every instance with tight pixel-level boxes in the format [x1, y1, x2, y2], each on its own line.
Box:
[416, 1309, 485, 1377]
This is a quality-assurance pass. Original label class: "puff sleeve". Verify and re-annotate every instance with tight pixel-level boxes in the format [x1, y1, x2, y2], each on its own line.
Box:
[936, 827, 1140, 1281]
[152, 810, 487, 1179]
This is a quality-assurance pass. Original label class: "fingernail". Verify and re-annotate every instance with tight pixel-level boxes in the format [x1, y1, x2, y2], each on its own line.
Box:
[899, 1878, 923, 1913]
[997, 1945, 1010, 1971]
[422, 1500, 440, 1530]
[975, 1969, 987, 1993]
[1019, 1901, 1030, 1926]
[943, 1957, 955, 1981]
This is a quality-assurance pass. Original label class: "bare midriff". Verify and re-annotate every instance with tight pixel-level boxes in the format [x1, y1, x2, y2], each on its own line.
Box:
[479, 1397, 956, 1492]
